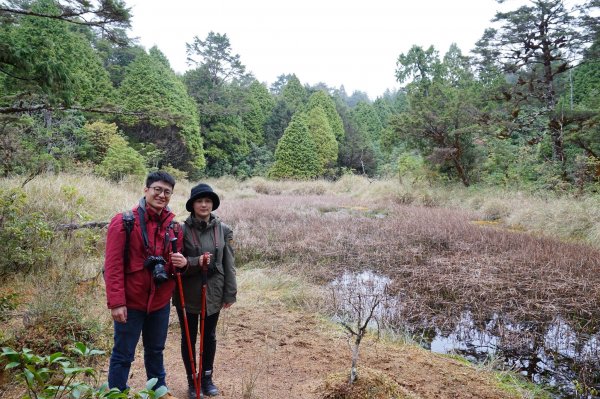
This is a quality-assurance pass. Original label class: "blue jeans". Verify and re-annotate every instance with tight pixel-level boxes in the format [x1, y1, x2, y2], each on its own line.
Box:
[108, 303, 171, 392]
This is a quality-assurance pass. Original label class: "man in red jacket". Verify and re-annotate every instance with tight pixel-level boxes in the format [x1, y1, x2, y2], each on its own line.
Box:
[104, 171, 184, 397]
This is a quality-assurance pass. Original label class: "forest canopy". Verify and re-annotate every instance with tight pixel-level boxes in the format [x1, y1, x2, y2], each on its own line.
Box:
[0, 0, 599, 191]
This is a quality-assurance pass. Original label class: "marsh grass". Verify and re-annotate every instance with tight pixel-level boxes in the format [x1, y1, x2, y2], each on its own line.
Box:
[236, 264, 326, 313]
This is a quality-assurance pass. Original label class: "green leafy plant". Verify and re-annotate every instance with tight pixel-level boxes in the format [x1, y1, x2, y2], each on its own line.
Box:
[95, 136, 147, 182]
[0, 188, 54, 275]
[0, 343, 167, 399]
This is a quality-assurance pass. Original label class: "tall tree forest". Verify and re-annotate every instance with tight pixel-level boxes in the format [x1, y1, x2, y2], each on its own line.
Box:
[0, 0, 599, 192]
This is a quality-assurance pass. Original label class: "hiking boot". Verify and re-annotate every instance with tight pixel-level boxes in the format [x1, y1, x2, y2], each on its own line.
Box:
[201, 370, 219, 396]
[187, 385, 199, 399]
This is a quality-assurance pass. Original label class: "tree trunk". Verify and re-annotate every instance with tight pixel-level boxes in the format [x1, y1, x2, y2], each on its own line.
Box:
[453, 157, 470, 187]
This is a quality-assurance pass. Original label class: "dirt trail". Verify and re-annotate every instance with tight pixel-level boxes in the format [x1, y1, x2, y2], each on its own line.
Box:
[123, 282, 519, 399]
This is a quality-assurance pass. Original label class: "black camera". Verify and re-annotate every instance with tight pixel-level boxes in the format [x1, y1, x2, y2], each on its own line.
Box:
[144, 256, 169, 285]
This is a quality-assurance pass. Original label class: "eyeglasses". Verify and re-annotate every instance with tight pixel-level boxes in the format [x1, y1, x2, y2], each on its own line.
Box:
[148, 186, 173, 197]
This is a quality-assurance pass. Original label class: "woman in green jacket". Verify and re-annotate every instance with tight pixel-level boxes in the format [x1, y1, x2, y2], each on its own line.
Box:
[171, 183, 237, 398]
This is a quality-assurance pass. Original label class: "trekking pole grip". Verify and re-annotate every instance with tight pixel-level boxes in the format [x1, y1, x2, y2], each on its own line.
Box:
[201, 251, 210, 274]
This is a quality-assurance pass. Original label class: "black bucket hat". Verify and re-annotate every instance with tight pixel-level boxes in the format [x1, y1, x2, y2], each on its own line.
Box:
[185, 183, 220, 212]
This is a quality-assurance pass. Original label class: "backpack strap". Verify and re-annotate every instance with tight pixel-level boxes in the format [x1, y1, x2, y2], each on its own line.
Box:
[122, 210, 135, 267]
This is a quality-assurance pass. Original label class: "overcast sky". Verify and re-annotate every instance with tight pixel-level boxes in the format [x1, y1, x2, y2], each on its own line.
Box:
[125, 0, 527, 100]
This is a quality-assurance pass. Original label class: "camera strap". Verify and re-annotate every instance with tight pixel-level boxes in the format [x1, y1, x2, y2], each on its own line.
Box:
[136, 198, 173, 257]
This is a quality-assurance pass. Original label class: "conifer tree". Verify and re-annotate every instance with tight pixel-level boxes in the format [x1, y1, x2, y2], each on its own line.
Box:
[269, 112, 320, 179]
[307, 106, 338, 170]
[307, 90, 345, 141]
[0, 0, 115, 109]
[281, 74, 307, 112]
[118, 47, 205, 173]
[243, 80, 275, 146]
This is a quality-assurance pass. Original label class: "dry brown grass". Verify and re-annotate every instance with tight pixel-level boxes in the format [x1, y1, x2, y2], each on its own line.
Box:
[217, 192, 600, 333]
[320, 368, 414, 399]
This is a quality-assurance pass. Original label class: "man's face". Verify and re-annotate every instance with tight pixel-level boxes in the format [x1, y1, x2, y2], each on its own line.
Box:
[144, 180, 173, 213]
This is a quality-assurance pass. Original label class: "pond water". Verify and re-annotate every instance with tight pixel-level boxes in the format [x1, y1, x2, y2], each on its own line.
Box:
[330, 270, 600, 398]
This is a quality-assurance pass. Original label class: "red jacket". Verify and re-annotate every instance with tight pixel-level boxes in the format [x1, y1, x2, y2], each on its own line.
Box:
[104, 201, 183, 313]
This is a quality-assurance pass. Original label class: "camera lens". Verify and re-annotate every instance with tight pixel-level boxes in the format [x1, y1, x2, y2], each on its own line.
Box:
[152, 263, 169, 284]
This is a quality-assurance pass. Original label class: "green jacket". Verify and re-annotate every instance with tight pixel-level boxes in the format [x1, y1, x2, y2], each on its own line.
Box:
[172, 214, 237, 316]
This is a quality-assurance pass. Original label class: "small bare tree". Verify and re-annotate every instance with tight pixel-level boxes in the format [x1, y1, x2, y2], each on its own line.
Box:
[331, 271, 388, 384]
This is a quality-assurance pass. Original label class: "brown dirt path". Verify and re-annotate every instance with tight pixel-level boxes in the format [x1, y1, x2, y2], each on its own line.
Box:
[121, 273, 520, 399]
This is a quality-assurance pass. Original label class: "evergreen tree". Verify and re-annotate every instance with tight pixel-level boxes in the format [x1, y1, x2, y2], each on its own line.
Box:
[184, 31, 256, 175]
[270, 73, 293, 95]
[0, 0, 115, 109]
[393, 44, 481, 186]
[203, 116, 250, 177]
[243, 80, 275, 146]
[339, 118, 377, 175]
[307, 107, 338, 170]
[269, 112, 320, 179]
[264, 99, 294, 152]
[473, 0, 600, 174]
[0, 0, 131, 43]
[307, 90, 345, 141]
[351, 102, 384, 143]
[118, 47, 205, 173]
[281, 74, 307, 112]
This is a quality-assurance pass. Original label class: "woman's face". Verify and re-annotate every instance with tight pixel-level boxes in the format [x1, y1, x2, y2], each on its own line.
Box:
[193, 196, 213, 220]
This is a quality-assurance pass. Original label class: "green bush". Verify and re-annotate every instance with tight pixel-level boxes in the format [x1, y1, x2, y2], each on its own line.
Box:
[159, 164, 188, 182]
[95, 136, 147, 182]
[1, 343, 167, 398]
[81, 122, 121, 163]
[0, 188, 54, 276]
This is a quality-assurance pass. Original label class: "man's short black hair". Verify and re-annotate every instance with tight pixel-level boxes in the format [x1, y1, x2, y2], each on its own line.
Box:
[146, 171, 176, 189]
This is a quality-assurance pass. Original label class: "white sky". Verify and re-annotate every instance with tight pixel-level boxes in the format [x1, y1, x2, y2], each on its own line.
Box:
[125, 0, 527, 100]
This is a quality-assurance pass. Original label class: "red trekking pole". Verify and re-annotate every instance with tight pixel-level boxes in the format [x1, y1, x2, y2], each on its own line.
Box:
[198, 251, 210, 396]
[172, 238, 201, 399]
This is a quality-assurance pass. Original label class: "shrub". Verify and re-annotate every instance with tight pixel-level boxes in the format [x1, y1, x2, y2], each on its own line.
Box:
[160, 164, 188, 182]
[81, 121, 120, 163]
[95, 136, 147, 182]
[0, 343, 167, 399]
[0, 188, 54, 276]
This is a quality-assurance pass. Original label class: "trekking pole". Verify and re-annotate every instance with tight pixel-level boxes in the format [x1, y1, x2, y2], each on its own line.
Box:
[198, 251, 210, 396]
[172, 238, 201, 399]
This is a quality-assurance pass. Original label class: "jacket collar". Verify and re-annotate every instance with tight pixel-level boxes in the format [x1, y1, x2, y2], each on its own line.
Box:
[138, 197, 173, 223]
[185, 213, 217, 230]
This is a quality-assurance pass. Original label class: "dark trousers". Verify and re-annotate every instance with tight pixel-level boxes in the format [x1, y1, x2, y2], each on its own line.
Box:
[108, 303, 170, 391]
[176, 307, 219, 384]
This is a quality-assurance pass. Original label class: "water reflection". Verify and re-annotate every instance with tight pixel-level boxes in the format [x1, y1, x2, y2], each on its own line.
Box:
[330, 270, 600, 398]
[419, 313, 600, 397]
